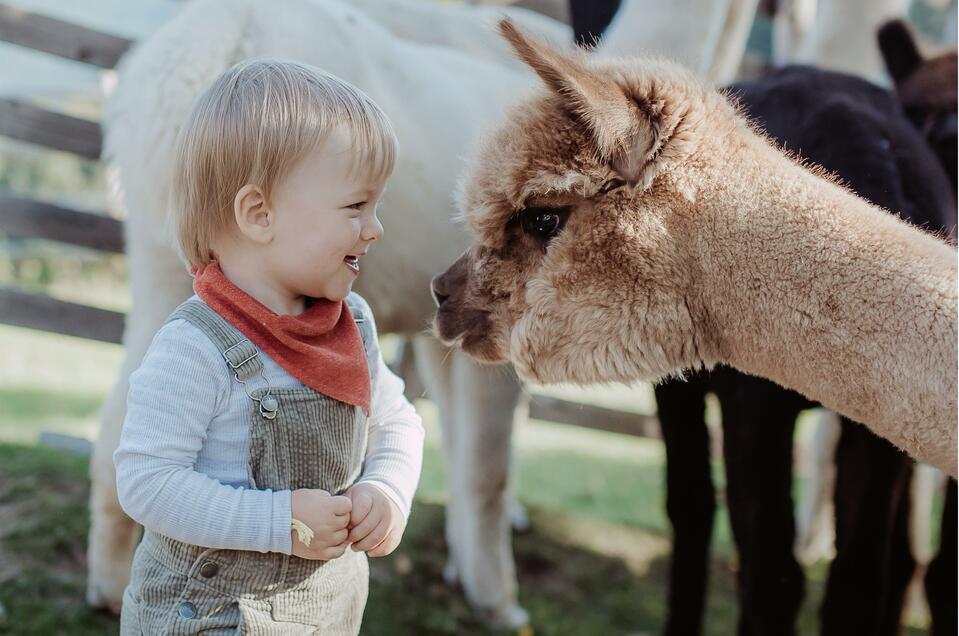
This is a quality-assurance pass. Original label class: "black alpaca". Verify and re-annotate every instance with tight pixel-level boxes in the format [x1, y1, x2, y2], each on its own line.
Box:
[879, 20, 958, 636]
[569, 5, 956, 634]
[656, 66, 955, 636]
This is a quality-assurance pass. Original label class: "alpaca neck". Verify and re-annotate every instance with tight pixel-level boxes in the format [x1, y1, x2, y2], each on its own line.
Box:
[690, 130, 957, 474]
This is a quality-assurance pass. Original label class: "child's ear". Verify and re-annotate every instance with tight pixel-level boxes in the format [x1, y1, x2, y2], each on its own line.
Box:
[234, 184, 272, 243]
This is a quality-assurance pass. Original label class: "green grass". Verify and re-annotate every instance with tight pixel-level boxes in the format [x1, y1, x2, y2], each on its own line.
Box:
[0, 444, 118, 635]
[0, 324, 934, 634]
[0, 442, 778, 636]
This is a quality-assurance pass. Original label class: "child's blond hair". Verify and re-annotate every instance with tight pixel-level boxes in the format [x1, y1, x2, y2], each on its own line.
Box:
[172, 59, 397, 269]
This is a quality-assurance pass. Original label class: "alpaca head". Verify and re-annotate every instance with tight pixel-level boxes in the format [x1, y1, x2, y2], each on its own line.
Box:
[878, 20, 957, 187]
[432, 20, 732, 385]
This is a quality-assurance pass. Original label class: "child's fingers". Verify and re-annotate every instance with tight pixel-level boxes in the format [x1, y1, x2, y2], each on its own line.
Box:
[324, 528, 349, 546]
[319, 542, 350, 560]
[328, 495, 353, 516]
[366, 530, 398, 558]
[347, 507, 383, 544]
[351, 519, 389, 552]
[307, 534, 353, 560]
[348, 491, 374, 528]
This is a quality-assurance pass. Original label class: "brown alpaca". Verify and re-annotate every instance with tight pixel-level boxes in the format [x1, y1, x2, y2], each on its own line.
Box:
[432, 20, 958, 476]
[878, 19, 958, 192]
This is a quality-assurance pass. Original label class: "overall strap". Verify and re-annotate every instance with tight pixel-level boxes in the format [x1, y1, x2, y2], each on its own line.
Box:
[344, 293, 378, 387]
[167, 298, 264, 383]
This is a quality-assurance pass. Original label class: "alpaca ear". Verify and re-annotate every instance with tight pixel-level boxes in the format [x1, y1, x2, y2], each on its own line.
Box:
[498, 18, 660, 187]
[878, 20, 923, 86]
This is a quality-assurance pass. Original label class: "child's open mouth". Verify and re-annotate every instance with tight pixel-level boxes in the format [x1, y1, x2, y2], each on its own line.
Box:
[344, 255, 360, 275]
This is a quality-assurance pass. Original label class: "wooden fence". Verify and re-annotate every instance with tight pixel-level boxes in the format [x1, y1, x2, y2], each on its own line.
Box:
[0, 3, 660, 440]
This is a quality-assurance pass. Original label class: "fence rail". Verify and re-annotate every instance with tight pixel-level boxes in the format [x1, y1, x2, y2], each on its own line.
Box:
[0, 287, 125, 343]
[0, 98, 102, 159]
[0, 4, 131, 67]
[0, 3, 662, 440]
[0, 193, 123, 253]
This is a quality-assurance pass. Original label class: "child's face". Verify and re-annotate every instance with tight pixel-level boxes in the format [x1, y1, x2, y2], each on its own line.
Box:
[266, 127, 386, 302]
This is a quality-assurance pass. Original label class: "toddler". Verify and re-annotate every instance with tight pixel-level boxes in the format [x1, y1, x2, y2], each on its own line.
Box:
[114, 59, 424, 634]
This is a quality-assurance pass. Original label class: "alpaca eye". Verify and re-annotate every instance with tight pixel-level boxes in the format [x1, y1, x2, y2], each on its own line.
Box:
[519, 207, 569, 243]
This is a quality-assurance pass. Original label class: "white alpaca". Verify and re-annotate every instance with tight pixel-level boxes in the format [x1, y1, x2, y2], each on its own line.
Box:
[89, 0, 539, 627]
[773, 0, 912, 84]
[89, 0, 766, 627]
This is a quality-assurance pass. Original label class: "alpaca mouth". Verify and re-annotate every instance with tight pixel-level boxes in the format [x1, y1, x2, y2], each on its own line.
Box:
[433, 307, 505, 363]
[344, 255, 360, 274]
[431, 308, 464, 346]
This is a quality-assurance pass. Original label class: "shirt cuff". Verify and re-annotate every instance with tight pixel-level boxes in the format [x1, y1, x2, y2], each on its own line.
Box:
[270, 489, 293, 554]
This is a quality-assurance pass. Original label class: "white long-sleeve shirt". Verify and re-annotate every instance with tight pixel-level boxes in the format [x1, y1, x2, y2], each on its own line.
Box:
[114, 295, 424, 555]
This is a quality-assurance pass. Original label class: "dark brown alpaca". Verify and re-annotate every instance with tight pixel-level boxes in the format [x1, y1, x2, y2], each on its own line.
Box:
[879, 20, 959, 636]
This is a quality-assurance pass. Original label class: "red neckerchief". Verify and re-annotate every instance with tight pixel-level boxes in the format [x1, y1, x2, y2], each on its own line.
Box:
[193, 262, 370, 413]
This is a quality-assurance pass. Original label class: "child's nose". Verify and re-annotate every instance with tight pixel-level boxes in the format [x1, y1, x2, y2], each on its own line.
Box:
[362, 214, 384, 242]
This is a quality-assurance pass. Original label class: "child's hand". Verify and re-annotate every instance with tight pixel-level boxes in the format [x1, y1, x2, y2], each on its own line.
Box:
[290, 488, 352, 560]
[345, 483, 405, 557]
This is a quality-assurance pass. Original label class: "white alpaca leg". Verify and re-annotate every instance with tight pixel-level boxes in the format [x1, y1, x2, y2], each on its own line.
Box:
[598, 0, 736, 76]
[795, 408, 841, 564]
[450, 351, 527, 629]
[902, 464, 946, 620]
[707, 0, 761, 85]
[410, 336, 459, 581]
[87, 380, 139, 613]
[910, 463, 945, 564]
[772, 0, 818, 67]
[86, 239, 192, 612]
[414, 336, 528, 628]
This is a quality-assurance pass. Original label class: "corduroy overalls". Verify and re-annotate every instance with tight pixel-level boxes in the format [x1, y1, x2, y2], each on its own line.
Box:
[120, 295, 377, 635]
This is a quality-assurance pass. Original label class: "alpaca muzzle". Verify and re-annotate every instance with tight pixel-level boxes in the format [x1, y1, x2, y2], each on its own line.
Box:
[431, 252, 470, 310]
[431, 251, 494, 354]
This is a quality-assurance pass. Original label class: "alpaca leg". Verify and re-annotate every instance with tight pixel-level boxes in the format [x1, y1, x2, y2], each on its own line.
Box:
[706, 0, 760, 86]
[771, 0, 818, 66]
[410, 335, 458, 584]
[909, 464, 944, 565]
[717, 371, 804, 636]
[87, 370, 140, 614]
[653, 372, 715, 636]
[598, 0, 737, 76]
[86, 240, 193, 612]
[412, 337, 529, 629]
[925, 479, 957, 636]
[794, 408, 840, 564]
[451, 351, 527, 629]
[879, 465, 916, 636]
[819, 419, 915, 636]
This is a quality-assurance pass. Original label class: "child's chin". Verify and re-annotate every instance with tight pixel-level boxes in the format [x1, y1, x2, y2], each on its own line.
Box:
[324, 284, 354, 302]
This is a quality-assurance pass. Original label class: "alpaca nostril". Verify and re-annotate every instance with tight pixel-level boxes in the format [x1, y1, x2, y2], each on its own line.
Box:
[430, 275, 449, 308]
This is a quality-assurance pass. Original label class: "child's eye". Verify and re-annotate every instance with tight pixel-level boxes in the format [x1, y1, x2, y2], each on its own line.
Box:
[347, 201, 366, 210]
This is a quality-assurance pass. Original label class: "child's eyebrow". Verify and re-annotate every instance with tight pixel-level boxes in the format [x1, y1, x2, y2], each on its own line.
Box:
[347, 183, 388, 199]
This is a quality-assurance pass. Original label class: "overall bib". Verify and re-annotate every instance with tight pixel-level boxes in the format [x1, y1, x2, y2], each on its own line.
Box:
[121, 296, 376, 635]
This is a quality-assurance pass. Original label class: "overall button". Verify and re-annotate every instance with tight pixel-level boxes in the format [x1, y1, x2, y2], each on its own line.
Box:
[178, 601, 198, 619]
[259, 395, 279, 419]
[199, 561, 219, 578]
